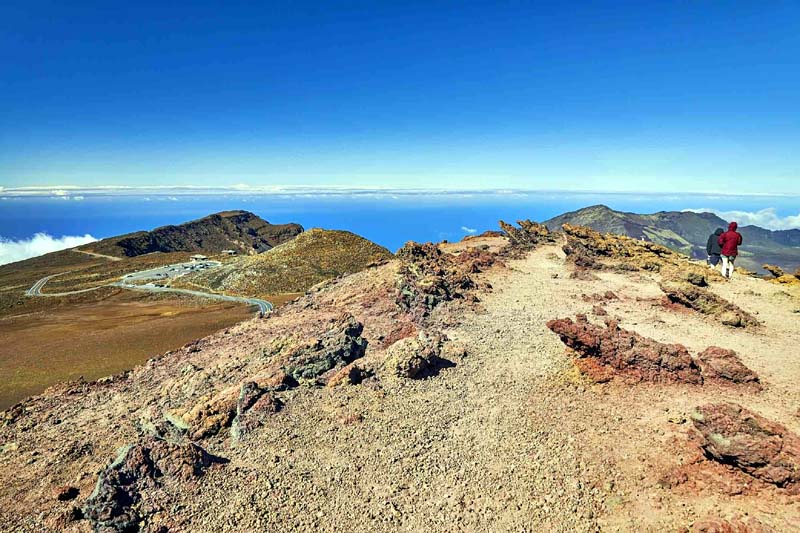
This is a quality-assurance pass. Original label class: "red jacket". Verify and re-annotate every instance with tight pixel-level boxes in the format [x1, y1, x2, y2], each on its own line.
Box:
[718, 222, 743, 256]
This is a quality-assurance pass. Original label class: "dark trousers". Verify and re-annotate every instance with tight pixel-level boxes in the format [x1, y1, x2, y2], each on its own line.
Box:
[707, 254, 721, 266]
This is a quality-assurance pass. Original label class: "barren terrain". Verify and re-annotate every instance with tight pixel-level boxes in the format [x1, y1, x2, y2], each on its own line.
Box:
[1, 226, 799, 532]
[0, 291, 252, 409]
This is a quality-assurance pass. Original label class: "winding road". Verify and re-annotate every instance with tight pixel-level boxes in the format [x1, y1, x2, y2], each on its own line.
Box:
[25, 261, 272, 315]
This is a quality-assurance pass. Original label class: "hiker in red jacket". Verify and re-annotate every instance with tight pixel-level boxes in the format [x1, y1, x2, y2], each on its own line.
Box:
[718, 221, 743, 279]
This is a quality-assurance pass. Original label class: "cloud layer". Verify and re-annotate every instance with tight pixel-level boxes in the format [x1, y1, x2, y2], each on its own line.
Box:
[0, 233, 97, 266]
[684, 208, 800, 231]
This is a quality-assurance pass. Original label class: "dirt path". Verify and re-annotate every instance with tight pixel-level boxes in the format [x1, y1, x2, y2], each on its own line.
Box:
[178, 245, 605, 532]
[191, 244, 797, 532]
[72, 249, 122, 261]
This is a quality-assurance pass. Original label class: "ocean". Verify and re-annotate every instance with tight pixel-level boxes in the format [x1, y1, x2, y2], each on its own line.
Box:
[1, 191, 799, 255]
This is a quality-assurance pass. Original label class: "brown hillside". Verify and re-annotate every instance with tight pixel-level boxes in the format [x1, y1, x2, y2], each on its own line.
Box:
[176, 228, 393, 298]
[81, 210, 303, 258]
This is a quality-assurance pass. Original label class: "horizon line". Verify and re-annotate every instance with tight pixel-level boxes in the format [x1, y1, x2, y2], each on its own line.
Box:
[2, 185, 799, 199]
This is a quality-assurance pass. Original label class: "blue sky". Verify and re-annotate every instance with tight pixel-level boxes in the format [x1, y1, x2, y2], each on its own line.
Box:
[1, 1, 799, 193]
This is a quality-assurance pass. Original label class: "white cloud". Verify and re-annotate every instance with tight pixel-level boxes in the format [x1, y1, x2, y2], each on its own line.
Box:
[684, 208, 800, 231]
[0, 233, 97, 266]
[461, 226, 477, 234]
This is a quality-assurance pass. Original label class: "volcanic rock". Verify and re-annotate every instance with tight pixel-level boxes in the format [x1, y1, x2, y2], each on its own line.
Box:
[285, 314, 368, 382]
[396, 242, 478, 322]
[762, 264, 786, 278]
[547, 317, 760, 386]
[230, 381, 282, 442]
[499, 220, 556, 254]
[383, 330, 448, 379]
[691, 403, 800, 492]
[83, 439, 221, 531]
[660, 282, 759, 328]
[546, 315, 702, 384]
[695, 347, 760, 387]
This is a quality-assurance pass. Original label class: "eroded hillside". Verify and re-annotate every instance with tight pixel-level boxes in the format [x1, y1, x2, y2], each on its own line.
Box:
[1, 222, 799, 532]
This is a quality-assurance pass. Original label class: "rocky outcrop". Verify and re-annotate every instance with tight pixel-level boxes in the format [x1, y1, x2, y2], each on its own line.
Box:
[382, 331, 449, 379]
[560, 224, 718, 282]
[285, 314, 368, 382]
[83, 439, 222, 531]
[546, 315, 701, 384]
[763, 264, 800, 285]
[691, 403, 800, 493]
[230, 381, 283, 442]
[660, 282, 760, 328]
[395, 242, 492, 322]
[547, 316, 760, 386]
[763, 264, 787, 278]
[174, 316, 366, 440]
[499, 220, 556, 255]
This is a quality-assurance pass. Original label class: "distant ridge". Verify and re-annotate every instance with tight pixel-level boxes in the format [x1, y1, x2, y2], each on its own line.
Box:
[80, 210, 304, 258]
[544, 205, 800, 273]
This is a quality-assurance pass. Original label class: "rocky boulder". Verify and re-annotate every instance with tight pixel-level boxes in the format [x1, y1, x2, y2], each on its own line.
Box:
[285, 314, 368, 382]
[691, 403, 800, 493]
[383, 330, 449, 379]
[695, 347, 761, 388]
[83, 439, 222, 531]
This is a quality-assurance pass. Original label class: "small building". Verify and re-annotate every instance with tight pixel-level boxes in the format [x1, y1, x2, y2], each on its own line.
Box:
[221, 249, 237, 255]
[190, 254, 208, 262]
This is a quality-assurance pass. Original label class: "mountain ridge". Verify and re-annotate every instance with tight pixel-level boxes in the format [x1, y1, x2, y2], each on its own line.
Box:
[544, 205, 800, 273]
[79, 210, 304, 258]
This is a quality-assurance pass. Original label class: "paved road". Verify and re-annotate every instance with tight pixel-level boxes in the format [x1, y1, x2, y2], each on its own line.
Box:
[25, 260, 272, 315]
[25, 272, 104, 297]
[111, 282, 272, 314]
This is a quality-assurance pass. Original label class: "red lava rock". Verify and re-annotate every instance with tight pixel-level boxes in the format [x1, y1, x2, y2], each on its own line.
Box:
[547, 317, 762, 387]
[695, 347, 761, 388]
[591, 305, 608, 316]
[692, 403, 800, 493]
[546, 315, 702, 384]
[454, 247, 503, 273]
[382, 322, 418, 348]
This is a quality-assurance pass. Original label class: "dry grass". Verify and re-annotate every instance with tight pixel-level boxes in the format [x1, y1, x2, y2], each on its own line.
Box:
[0, 291, 252, 409]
